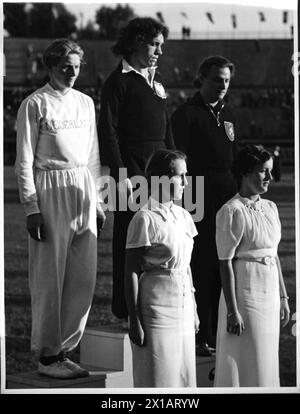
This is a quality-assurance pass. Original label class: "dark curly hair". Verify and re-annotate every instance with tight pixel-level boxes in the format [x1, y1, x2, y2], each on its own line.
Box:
[194, 55, 235, 89]
[43, 38, 84, 69]
[145, 150, 187, 183]
[112, 17, 169, 59]
[232, 145, 272, 189]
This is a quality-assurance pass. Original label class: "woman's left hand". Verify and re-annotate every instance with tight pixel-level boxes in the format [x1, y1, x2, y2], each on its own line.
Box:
[194, 312, 200, 334]
[96, 204, 106, 238]
[280, 298, 290, 327]
[129, 317, 145, 347]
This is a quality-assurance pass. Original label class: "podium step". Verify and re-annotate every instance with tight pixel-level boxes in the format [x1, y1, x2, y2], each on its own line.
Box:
[6, 358, 215, 389]
[6, 365, 124, 389]
[6, 323, 216, 389]
[80, 324, 133, 388]
[80, 324, 215, 388]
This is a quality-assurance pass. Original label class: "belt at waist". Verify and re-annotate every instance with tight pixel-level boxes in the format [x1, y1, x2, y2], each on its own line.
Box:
[34, 164, 87, 172]
[235, 256, 277, 266]
[141, 268, 196, 292]
[142, 268, 188, 277]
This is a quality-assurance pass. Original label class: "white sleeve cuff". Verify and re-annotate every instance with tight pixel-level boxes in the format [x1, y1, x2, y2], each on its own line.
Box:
[24, 201, 40, 216]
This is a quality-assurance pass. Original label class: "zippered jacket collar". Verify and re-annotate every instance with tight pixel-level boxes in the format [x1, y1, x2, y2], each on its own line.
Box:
[190, 91, 225, 110]
[189, 91, 225, 126]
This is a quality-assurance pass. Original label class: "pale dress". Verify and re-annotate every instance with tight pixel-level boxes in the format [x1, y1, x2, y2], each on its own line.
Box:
[214, 193, 281, 387]
[126, 199, 198, 388]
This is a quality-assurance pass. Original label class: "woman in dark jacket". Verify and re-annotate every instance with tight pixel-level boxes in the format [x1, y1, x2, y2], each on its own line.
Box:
[98, 17, 175, 321]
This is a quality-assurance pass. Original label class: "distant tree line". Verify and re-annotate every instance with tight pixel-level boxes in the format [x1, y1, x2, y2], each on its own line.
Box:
[4, 3, 136, 39]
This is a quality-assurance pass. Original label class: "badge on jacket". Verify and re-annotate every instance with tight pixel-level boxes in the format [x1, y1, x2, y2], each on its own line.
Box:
[153, 81, 167, 99]
[224, 121, 235, 141]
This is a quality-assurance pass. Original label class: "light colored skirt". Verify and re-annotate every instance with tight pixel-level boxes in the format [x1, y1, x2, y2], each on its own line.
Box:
[131, 269, 196, 388]
[214, 259, 280, 387]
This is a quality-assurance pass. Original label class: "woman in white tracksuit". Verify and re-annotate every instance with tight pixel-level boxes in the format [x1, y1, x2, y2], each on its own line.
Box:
[15, 39, 105, 379]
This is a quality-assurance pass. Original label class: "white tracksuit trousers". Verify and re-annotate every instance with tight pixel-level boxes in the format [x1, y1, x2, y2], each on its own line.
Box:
[28, 166, 97, 357]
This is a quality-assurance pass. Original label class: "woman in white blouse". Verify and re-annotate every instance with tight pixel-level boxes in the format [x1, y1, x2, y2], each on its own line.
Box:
[125, 150, 199, 387]
[214, 145, 290, 387]
[15, 39, 105, 379]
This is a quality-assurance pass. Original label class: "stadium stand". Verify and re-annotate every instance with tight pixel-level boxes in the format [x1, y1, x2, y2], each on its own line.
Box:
[3, 38, 294, 87]
[3, 38, 294, 165]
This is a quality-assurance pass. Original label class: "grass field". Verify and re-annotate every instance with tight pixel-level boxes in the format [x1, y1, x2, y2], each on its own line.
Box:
[3, 167, 297, 387]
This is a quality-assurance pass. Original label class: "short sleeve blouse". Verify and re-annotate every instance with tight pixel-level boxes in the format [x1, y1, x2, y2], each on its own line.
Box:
[126, 199, 197, 271]
[216, 193, 281, 260]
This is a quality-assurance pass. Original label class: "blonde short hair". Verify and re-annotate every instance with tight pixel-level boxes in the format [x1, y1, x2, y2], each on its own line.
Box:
[43, 38, 84, 69]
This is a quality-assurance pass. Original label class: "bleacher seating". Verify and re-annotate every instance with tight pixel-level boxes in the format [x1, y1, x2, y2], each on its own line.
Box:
[3, 37, 294, 165]
[3, 38, 293, 87]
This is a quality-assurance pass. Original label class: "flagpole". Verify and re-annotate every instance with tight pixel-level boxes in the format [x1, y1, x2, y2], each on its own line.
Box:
[51, 4, 55, 38]
[231, 5, 233, 40]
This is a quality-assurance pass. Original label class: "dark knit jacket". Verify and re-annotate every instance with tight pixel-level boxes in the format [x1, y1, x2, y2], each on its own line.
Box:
[171, 91, 237, 175]
[98, 62, 175, 179]
[171, 91, 238, 212]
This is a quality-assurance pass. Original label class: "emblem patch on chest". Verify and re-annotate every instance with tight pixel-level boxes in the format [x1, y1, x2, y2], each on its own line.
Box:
[153, 81, 167, 99]
[224, 121, 235, 141]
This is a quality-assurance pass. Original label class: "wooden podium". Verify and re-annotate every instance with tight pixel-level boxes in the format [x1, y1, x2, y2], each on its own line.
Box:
[80, 324, 215, 388]
[80, 324, 134, 388]
[6, 324, 215, 389]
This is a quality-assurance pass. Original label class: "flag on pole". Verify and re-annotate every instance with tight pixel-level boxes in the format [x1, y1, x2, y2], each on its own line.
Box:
[156, 12, 165, 24]
[283, 11, 288, 24]
[206, 12, 214, 24]
[258, 12, 266, 22]
[231, 14, 237, 29]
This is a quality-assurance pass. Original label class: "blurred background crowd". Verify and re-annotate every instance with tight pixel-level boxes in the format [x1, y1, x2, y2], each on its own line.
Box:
[3, 2, 295, 171]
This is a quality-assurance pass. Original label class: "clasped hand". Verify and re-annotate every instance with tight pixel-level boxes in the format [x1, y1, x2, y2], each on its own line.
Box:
[280, 299, 290, 327]
[96, 204, 106, 238]
[28, 207, 106, 241]
[27, 213, 45, 241]
[227, 311, 245, 336]
[129, 317, 145, 347]
[195, 312, 200, 334]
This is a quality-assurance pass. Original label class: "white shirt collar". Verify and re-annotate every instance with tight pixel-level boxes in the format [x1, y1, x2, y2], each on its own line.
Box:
[141, 197, 180, 221]
[121, 59, 156, 87]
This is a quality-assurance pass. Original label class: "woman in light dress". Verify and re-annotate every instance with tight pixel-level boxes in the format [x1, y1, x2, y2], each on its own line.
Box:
[125, 150, 199, 387]
[214, 145, 290, 387]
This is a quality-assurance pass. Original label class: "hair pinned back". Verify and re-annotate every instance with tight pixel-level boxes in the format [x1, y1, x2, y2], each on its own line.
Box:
[232, 145, 272, 188]
[145, 150, 187, 183]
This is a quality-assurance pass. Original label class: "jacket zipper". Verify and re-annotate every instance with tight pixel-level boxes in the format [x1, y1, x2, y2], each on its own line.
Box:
[206, 102, 224, 127]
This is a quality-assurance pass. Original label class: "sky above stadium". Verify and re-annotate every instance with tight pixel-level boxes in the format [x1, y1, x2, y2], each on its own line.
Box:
[66, 0, 297, 38]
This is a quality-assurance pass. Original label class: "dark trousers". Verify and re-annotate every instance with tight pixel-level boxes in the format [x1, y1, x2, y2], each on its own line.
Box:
[191, 223, 221, 346]
[191, 170, 237, 345]
[111, 209, 134, 319]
